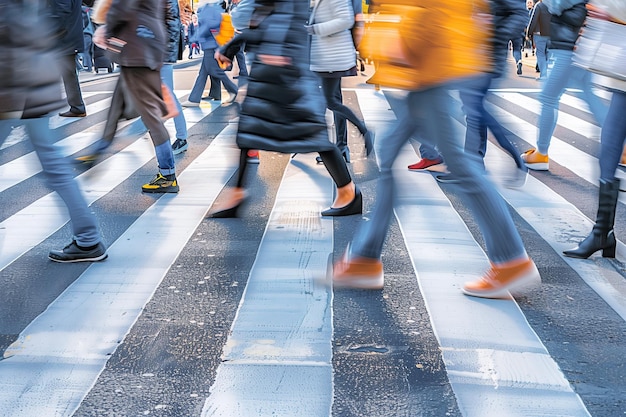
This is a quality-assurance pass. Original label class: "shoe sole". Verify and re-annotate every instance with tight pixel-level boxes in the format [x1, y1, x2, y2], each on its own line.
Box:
[142, 187, 180, 193]
[408, 165, 444, 172]
[49, 253, 108, 263]
[333, 274, 384, 290]
[172, 147, 188, 155]
[525, 162, 549, 171]
[461, 264, 540, 299]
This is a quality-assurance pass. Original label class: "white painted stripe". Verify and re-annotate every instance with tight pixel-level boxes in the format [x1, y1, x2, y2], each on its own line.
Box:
[49, 97, 114, 129]
[0, 125, 240, 417]
[0, 97, 217, 272]
[491, 92, 602, 140]
[201, 154, 334, 417]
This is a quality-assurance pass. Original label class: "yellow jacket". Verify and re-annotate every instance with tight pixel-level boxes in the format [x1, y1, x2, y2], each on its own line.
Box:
[361, 0, 494, 90]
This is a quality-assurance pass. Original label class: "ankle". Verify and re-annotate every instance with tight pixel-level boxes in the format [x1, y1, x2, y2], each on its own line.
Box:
[333, 182, 356, 208]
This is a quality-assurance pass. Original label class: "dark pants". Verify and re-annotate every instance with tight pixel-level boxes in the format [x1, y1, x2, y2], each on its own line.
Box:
[121, 67, 175, 174]
[235, 147, 352, 189]
[319, 77, 366, 148]
[101, 77, 140, 144]
[189, 47, 238, 102]
[59, 53, 86, 114]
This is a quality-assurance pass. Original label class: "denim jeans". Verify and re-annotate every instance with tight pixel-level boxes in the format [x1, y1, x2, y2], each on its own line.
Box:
[459, 73, 526, 170]
[350, 81, 527, 264]
[189, 47, 238, 103]
[534, 35, 549, 79]
[0, 117, 101, 246]
[599, 91, 626, 181]
[537, 49, 608, 155]
[161, 64, 188, 141]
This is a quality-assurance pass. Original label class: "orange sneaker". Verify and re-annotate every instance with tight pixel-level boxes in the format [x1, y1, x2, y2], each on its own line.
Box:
[333, 254, 384, 290]
[521, 149, 549, 171]
[462, 258, 540, 299]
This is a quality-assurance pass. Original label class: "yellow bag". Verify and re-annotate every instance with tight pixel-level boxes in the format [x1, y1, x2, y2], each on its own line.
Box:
[213, 13, 235, 46]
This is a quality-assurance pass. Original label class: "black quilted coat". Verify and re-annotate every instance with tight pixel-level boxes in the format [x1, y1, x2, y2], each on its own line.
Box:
[219, 0, 334, 153]
[0, 0, 65, 119]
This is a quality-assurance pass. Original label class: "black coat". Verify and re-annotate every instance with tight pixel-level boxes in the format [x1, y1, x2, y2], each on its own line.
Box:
[164, 0, 183, 63]
[0, 0, 65, 119]
[106, 0, 166, 70]
[220, 0, 334, 153]
[548, 1, 587, 51]
[48, 0, 85, 54]
[491, 0, 529, 77]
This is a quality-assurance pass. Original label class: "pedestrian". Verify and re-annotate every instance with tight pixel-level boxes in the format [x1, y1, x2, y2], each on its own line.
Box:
[187, 13, 201, 58]
[1, 0, 107, 262]
[96, 0, 180, 193]
[563, 0, 626, 259]
[526, 0, 551, 80]
[162, 0, 190, 155]
[521, 0, 608, 170]
[182, 0, 238, 106]
[334, 0, 539, 298]
[49, 0, 89, 117]
[413, 0, 531, 189]
[210, 0, 362, 218]
[307, 0, 374, 163]
[228, 0, 250, 83]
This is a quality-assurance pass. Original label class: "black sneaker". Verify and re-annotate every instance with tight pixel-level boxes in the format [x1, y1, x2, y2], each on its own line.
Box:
[49, 240, 108, 263]
[172, 138, 188, 155]
[142, 173, 180, 193]
[516, 61, 522, 75]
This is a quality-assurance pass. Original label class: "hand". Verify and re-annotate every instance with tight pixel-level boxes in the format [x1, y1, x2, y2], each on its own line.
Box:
[304, 24, 315, 35]
[214, 50, 232, 69]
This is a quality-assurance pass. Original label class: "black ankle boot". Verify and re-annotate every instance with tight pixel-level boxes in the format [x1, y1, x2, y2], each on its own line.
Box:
[564, 179, 620, 259]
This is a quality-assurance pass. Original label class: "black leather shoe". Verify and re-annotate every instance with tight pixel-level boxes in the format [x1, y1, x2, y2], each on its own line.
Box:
[209, 204, 241, 218]
[59, 110, 86, 117]
[321, 188, 362, 217]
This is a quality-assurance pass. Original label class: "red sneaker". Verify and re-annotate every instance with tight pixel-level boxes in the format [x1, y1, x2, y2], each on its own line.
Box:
[408, 157, 444, 171]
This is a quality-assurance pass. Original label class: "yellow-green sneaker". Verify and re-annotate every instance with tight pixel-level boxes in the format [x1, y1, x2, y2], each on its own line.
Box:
[521, 149, 549, 171]
[142, 173, 179, 193]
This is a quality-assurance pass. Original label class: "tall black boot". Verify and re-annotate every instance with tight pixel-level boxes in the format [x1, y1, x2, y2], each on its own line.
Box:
[563, 179, 620, 259]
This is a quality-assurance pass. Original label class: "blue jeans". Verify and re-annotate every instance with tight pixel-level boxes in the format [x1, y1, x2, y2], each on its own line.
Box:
[189, 47, 238, 103]
[0, 117, 101, 246]
[537, 49, 608, 155]
[160, 63, 188, 141]
[599, 91, 626, 181]
[534, 35, 549, 79]
[510, 37, 522, 64]
[350, 82, 527, 264]
[459, 73, 526, 170]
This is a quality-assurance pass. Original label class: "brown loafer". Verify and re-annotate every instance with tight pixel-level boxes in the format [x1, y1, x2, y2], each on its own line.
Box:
[59, 110, 86, 117]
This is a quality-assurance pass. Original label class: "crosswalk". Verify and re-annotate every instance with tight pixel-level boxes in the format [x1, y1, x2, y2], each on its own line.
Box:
[1, 82, 625, 417]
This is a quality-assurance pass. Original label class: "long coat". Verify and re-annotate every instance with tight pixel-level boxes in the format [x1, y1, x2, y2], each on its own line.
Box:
[220, 0, 334, 153]
[0, 0, 65, 119]
[48, 0, 85, 54]
[106, 0, 166, 70]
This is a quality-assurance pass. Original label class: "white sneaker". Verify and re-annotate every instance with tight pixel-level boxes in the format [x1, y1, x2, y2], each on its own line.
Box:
[181, 100, 200, 107]
[223, 92, 237, 104]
